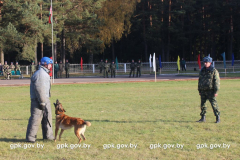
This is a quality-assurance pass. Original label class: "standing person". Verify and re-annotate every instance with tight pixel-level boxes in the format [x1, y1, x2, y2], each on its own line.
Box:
[26, 57, 54, 142]
[30, 62, 36, 77]
[136, 59, 141, 77]
[110, 61, 116, 78]
[103, 59, 110, 78]
[99, 59, 104, 73]
[0, 62, 2, 75]
[58, 60, 63, 78]
[37, 61, 41, 70]
[197, 55, 220, 123]
[65, 59, 70, 78]
[181, 58, 186, 71]
[129, 59, 136, 78]
[54, 61, 59, 79]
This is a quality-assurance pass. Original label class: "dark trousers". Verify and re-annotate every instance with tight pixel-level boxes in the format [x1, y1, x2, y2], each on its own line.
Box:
[65, 70, 69, 78]
[136, 68, 141, 77]
[181, 65, 186, 71]
[111, 69, 115, 78]
[129, 68, 135, 77]
[100, 67, 102, 73]
[54, 71, 58, 79]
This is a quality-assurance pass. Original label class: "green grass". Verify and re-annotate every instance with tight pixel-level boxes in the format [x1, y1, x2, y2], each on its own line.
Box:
[0, 80, 239, 159]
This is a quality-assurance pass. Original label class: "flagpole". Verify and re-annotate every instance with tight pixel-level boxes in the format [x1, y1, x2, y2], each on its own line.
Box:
[51, 0, 54, 83]
[155, 63, 156, 82]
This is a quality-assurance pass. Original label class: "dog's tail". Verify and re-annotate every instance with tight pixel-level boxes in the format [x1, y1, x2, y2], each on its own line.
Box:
[84, 121, 91, 127]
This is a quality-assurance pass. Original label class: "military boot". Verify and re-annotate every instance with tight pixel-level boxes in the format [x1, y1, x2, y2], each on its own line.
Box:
[215, 115, 220, 123]
[196, 115, 206, 122]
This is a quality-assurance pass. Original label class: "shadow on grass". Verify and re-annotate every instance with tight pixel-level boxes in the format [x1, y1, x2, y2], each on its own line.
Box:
[85, 119, 194, 123]
[0, 138, 26, 142]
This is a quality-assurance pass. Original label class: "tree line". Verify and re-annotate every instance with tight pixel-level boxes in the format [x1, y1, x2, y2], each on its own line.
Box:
[0, 0, 239, 64]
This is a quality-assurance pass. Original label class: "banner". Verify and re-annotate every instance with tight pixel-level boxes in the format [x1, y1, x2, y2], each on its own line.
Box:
[177, 56, 180, 71]
[197, 54, 201, 69]
[221, 52, 226, 69]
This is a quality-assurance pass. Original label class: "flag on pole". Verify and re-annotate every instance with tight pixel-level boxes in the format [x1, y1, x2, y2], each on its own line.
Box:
[49, 6, 52, 24]
[80, 57, 83, 70]
[232, 53, 234, 66]
[153, 53, 156, 71]
[116, 57, 119, 70]
[197, 54, 201, 69]
[149, 54, 152, 67]
[159, 55, 162, 68]
[177, 56, 180, 71]
[221, 52, 226, 69]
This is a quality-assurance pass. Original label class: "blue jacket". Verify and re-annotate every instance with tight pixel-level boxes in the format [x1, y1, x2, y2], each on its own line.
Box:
[30, 65, 51, 106]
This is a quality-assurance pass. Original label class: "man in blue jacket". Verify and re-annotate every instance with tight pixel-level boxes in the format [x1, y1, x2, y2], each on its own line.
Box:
[26, 57, 54, 142]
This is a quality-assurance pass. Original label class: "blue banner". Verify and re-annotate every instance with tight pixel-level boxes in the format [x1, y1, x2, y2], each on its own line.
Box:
[159, 55, 162, 68]
[221, 52, 226, 69]
[232, 53, 234, 66]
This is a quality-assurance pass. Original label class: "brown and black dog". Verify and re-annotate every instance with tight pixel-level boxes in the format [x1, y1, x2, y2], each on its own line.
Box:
[53, 99, 91, 143]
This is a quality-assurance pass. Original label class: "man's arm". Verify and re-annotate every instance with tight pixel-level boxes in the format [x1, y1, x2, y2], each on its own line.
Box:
[213, 69, 220, 96]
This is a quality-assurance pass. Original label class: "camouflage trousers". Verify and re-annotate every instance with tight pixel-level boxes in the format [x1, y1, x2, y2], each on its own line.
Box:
[103, 69, 109, 78]
[200, 90, 220, 116]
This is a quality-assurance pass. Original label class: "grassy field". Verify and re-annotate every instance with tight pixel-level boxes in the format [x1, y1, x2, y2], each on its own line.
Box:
[0, 79, 239, 160]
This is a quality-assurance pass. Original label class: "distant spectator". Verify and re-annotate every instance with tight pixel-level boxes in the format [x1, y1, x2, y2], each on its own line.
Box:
[181, 58, 186, 71]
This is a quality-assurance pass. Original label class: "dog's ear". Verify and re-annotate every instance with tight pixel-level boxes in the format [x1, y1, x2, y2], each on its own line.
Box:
[64, 109, 66, 112]
[56, 99, 59, 104]
[53, 103, 56, 107]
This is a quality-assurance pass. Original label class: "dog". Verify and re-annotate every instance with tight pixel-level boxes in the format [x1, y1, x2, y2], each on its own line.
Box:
[53, 99, 91, 143]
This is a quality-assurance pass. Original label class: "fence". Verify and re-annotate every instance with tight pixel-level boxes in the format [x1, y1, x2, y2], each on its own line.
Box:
[18, 60, 240, 76]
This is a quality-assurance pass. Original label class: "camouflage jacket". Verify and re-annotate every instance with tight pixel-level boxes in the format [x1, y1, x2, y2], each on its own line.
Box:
[30, 65, 36, 72]
[198, 66, 220, 94]
[65, 62, 70, 71]
[59, 63, 63, 71]
[3, 64, 9, 71]
[15, 64, 21, 71]
[99, 61, 104, 68]
[104, 62, 110, 69]
[110, 63, 116, 70]
[9, 65, 15, 70]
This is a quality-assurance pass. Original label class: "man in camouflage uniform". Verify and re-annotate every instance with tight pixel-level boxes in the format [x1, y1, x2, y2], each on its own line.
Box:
[136, 59, 141, 77]
[99, 59, 104, 74]
[65, 59, 70, 78]
[129, 59, 136, 78]
[0, 62, 2, 75]
[58, 60, 63, 78]
[110, 61, 116, 78]
[103, 59, 110, 78]
[10, 62, 15, 75]
[15, 62, 21, 74]
[30, 62, 36, 77]
[197, 55, 220, 123]
[3, 61, 10, 79]
[54, 61, 59, 79]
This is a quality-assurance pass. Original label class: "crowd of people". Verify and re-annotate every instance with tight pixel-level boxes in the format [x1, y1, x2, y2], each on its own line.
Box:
[0, 57, 187, 80]
[0, 61, 22, 80]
